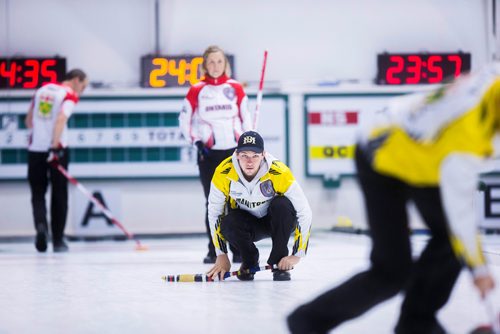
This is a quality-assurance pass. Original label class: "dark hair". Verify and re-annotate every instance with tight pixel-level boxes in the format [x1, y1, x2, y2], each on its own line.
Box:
[65, 69, 87, 81]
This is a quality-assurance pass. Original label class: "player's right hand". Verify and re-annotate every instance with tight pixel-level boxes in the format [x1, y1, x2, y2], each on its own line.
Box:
[473, 274, 495, 299]
[195, 140, 209, 161]
[207, 254, 231, 281]
[47, 147, 64, 166]
[278, 255, 300, 271]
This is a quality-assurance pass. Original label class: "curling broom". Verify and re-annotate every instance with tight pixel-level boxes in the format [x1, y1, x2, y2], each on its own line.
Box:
[54, 162, 148, 251]
[252, 50, 268, 130]
[162, 264, 278, 282]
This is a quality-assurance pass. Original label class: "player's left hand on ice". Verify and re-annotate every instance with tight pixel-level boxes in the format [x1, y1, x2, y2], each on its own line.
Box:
[206, 254, 231, 281]
[278, 255, 300, 271]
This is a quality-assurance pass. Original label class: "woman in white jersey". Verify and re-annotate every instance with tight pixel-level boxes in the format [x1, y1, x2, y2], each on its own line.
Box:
[179, 46, 253, 263]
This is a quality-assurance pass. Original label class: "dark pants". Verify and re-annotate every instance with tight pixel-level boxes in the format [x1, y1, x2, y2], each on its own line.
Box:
[198, 147, 238, 256]
[220, 196, 297, 267]
[288, 148, 461, 334]
[28, 150, 69, 242]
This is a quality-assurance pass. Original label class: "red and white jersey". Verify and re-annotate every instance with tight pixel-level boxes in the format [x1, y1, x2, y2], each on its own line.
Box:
[28, 83, 79, 152]
[178, 74, 253, 149]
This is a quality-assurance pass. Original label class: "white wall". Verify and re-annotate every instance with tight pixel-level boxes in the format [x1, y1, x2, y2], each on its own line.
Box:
[0, 0, 492, 85]
[0, 0, 494, 236]
[162, 0, 490, 83]
[0, 0, 156, 87]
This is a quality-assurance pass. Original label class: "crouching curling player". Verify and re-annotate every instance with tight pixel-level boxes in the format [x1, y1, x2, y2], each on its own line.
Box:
[206, 131, 312, 281]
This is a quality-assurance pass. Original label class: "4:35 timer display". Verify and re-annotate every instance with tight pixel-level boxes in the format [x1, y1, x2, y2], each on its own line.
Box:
[0, 57, 66, 89]
[376, 52, 471, 85]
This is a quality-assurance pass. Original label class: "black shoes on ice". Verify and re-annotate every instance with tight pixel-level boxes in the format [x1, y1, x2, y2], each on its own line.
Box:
[236, 271, 255, 281]
[35, 223, 48, 253]
[53, 240, 69, 253]
[203, 255, 216, 264]
[273, 269, 291, 281]
[203, 252, 242, 264]
[237, 263, 256, 281]
[287, 305, 326, 334]
[35, 224, 69, 253]
[235, 265, 292, 281]
[394, 316, 446, 334]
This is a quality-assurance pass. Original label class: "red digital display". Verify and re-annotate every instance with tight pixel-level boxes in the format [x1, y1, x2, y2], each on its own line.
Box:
[0, 57, 66, 89]
[375, 53, 471, 85]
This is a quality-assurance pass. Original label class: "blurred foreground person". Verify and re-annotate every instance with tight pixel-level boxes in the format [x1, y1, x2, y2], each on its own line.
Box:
[288, 64, 499, 333]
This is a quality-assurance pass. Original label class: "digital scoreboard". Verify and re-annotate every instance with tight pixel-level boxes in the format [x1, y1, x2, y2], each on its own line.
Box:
[0, 57, 66, 89]
[141, 54, 235, 88]
[376, 52, 471, 85]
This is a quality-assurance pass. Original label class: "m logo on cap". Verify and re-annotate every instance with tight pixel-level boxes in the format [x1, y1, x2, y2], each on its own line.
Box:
[237, 131, 264, 153]
[243, 136, 256, 145]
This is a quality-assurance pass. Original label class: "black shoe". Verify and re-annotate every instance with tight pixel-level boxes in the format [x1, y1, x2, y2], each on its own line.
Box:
[237, 264, 256, 281]
[395, 318, 446, 334]
[53, 240, 69, 253]
[232, 253, 242, 263]
[287, 305, 327, 334]
[273, 269, 291, 281]
[203, 255, 216, 264]
[35, 223, 48, 253]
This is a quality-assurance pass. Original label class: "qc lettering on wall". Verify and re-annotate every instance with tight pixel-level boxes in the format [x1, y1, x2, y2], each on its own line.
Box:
[305, 93, 405, 181]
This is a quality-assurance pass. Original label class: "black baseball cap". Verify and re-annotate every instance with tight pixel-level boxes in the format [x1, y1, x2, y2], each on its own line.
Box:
[236, 131, 264, 153]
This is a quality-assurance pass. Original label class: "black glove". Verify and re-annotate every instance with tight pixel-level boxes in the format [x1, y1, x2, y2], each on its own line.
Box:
[47, 147, 64, 166]
[195, 140, 209, 161]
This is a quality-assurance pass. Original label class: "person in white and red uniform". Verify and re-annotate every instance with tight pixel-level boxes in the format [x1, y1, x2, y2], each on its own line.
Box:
[25, 69, 88, 253]
[179, 45, 253, 264]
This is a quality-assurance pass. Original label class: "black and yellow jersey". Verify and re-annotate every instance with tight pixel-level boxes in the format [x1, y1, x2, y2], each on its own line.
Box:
[359, 64, 500, 276]
[362, 67, 500, 186]
[208, 152, 312, 257]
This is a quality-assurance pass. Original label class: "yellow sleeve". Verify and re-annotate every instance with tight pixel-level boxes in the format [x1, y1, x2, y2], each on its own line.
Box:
[267, 160, 312, 257]
[267, 160, 295, 195]
[481, 78, 500, 133]
[208, 157, 234, 255]
[211, 156, 233, 194]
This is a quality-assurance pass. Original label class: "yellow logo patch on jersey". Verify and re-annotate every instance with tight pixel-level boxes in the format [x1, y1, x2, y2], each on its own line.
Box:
[38, 102, 53, 117]
[37, 94, 55, 118]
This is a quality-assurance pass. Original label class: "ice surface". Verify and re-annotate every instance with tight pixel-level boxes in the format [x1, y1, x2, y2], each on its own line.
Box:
[0, 232, 498, 334]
